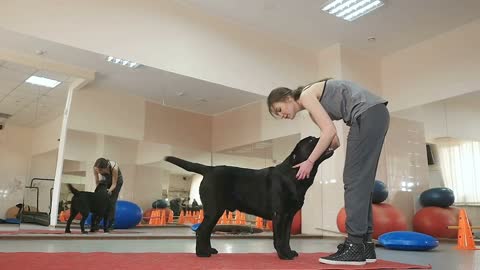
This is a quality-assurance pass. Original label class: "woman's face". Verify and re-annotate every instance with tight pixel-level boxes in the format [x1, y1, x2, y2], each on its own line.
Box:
[95, 167, 109, 175]
[271, 97, 298, 120]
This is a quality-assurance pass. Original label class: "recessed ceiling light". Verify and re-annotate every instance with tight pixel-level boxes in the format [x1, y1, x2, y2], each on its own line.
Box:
[106, 56, 141, 69]
[322, 0, 384, 21]
[368, 37, 376, 42]
[25, 75, 61, 88]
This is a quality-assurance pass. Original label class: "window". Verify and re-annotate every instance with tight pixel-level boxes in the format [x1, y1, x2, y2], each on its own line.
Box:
[435, 138, 480, 204]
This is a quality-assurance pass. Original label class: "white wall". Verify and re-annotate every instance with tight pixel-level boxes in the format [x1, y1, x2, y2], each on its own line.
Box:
[392, 93, 480, 142]
[68, 87, 146, 141]
[0, 125, 32, 219]
[64, 129, 98, 161]
[31, 116, 62, 156]
[212, 101, 301, 152]
[382, 19, 480, 112]
[133, 165, 170, 210]
[144, 101, 212, 151]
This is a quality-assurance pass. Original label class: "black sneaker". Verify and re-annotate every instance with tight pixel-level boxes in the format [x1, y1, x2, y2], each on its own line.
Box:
[365, 242, 377, 263]
[319, 239, 366, 266]
[334, 242, 376, 263]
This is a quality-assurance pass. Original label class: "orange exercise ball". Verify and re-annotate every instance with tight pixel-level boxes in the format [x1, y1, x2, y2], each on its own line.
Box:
[413, 206, 460, 239]
[64, 209, 82, 220]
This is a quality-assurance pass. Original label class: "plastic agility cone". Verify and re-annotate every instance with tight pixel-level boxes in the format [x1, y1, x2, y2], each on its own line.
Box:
[456, 209, 478, 250]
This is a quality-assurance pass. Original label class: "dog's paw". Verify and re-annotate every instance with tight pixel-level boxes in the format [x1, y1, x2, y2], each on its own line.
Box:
[277, 253, 295, 260]
[209, 248, 218, 254]
[276, 250, 296, 260]
[289, 250, 299, 257]
[196, 252, 212, 258]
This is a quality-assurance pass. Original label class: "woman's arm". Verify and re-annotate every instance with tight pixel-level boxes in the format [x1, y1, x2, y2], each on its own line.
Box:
[299, 86, 337, 162]
[94, 168, 100, 186]
[109, 165, 119, 193]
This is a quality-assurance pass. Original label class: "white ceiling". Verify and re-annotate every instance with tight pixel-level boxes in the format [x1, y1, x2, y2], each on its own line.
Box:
[0, 28, 264, 120]
[0, 61, 71, 127]
[176, 0, 480, 55]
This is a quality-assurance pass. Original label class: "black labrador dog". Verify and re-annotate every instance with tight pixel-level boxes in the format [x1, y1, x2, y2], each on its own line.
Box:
[65, 183, 111, 234]
[165, 136, 334, 259]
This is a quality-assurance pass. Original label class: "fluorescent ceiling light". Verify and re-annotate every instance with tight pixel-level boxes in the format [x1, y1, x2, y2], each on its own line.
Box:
[25, 75, 61, 88]
[106, 56, 141, 68]
[322, 0, 384, 21]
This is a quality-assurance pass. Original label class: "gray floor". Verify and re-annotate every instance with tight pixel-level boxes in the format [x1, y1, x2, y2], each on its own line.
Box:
[0, 237, 478, 269]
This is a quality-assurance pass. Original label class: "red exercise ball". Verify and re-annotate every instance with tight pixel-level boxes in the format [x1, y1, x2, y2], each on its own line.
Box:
[64, 209, 82, 220]
[337, 203, 408, 239]
[290, 210, 302, 235]
[413, 206, 459, 239]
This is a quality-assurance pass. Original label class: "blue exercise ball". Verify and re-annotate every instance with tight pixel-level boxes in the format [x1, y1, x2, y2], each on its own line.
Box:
[372, 180, 388, 204]
[378, 231, 439, 251]
[191, 223, 201, 231]
[420, 187, 455, 208]
[86, 200, 143, 229]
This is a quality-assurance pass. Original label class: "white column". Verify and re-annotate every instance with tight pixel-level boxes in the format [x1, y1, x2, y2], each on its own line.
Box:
[49, 78, 87, 227]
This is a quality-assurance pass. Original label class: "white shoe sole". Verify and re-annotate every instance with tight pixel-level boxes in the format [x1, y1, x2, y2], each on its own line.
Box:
[319, 258, 366, 265]
[367, 258, 377, 263]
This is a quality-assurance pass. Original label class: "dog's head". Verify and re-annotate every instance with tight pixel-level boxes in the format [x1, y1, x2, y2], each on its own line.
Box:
[289, 136, 334, 168]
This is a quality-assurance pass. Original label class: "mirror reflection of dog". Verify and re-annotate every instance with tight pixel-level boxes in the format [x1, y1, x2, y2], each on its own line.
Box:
[65, 183, 111, 234]
[165, 136, 334, 260]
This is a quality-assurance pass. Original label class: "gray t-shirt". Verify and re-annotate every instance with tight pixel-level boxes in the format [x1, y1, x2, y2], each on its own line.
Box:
[317, 79, 388, 126]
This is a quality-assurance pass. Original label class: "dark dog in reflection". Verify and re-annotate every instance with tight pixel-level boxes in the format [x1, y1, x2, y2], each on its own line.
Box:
[65, 183, 111, 234]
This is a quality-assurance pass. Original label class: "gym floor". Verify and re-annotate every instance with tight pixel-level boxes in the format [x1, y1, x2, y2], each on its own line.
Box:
[0, 225, 478, 270]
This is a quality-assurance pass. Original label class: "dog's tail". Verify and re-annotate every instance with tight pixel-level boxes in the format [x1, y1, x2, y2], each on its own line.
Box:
[67, 184, 80, 196]
[164, 156, 211, 175]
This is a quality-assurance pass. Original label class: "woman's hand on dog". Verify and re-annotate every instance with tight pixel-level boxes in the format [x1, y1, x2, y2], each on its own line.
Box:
[293, 160, 313, 180]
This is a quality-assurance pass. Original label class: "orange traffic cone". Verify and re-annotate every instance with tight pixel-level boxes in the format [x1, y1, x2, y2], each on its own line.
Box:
[219, 211, 227, 224]
[227, 211, 233, 224]
[178, 210, 185, 224]
[158, 209, 167, 225]
[167, 209, 174, 224]
[456, 209, 478, 250]
[255, 216, 263, 229]
[199, 209, 204, 223]
[266, 220, 272, 231]
[235, 211, 241, 225]
[240, 212, 246, 225]
[148, 209, 157, 225]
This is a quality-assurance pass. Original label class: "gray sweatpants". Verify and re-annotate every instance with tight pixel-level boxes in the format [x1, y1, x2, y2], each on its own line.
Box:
[343, 103, 389, 243]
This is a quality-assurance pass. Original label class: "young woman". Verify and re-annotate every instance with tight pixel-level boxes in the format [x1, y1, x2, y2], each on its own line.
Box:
[93, 158, 124, 230]
[267, 79, 389, 266]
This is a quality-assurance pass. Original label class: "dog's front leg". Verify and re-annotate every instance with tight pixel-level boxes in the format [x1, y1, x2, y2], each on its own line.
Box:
[272, 212, 294, 260]
[80, 215, 88, 234]
[283, 212, 298, 258]
[196, 210, 223, 257]
[90, 213, 98, 232]
[102, 212, 110, 233]
[65, 209, 78, 234]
